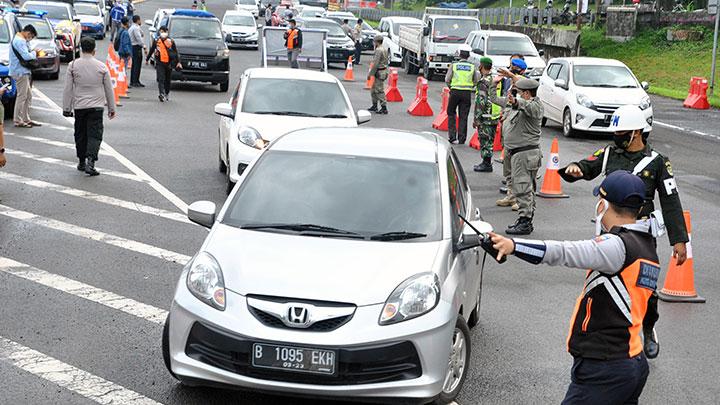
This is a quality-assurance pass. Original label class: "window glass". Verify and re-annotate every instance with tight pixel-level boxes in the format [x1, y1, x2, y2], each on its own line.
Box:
[545, 63, 561, 79]
[447, 157, 466, 239]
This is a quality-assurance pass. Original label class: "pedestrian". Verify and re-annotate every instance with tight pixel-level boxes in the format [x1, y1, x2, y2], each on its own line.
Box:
[264, 4, 273, 26]
[367, 35, 388, 115]
[9, 24, 40, 128]
[559, 104, 689, 359]
[489, 77, 543, 235]
[126, 0, 134, 19]
[283, 19, 302, 69]
[62, 37, 116, 176]
[352, 19, 363, 65]
[109, 1, 126, 42]
[472, 56, 498, 173]
[341, 19, 352, 38]
[282, 4, 293, 19]
[501, 56, 526, 96]
[199, 0, 207, 11]
[128, 15, 146, 87]
[146, 26, 181, 102]
[490, 170, 657, 405]
[116, 17, 132, 73]
[444, 44, 480, 145]
[271, 11, 281, 26]
[191, 1, 198, 10]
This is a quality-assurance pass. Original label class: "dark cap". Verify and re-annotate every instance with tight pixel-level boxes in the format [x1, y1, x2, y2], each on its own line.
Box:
[593, 170, 645, 208]
[288, 18, 296, 24]
[515, 78, 539, 91]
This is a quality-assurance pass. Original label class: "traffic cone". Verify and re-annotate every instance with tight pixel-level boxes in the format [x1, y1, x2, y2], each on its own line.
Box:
[407, 77, 433, 116]
[110, 76, 122, 107]
[469, 130, 480, 150]
[385, 68, 402, 102]
[364, 63, 374, 89]
[343, 56, 355, 81]
[683, 77, 710, 110]
[495, 147, 505, 164]
[432, 87, 456, 131]
[117, 60, 129, 98]
[492, 122, 503, 152]
[658, 211, 705, 303]
[537, 138, 569, 198]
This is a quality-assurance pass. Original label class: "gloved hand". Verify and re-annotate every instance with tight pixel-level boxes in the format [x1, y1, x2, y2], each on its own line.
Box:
[62, 110, 74, 118]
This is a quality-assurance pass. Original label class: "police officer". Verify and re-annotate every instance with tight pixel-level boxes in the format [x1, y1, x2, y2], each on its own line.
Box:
[501, 57, 527, 96]
[559, 104, 688, 359]
[490, 170, 656, 405]
[490, 78, 544, 234]
[367, 35, 388, 115]
[444, 44, 480, 144]
[471, 57, 497, 172]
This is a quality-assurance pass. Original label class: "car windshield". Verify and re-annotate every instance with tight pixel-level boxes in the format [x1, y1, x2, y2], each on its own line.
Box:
[304, 20, 344, 37]
[171, 17, 223, 39]
[17, 18, 53, 39]
[224, 14, 255, 26]
[74, 3, 100, 15]
[393, 22, 420, 35]
[573, 65, 638, 88]
[25, 4, 70, 20]
[300, 9, 322, 17]
[432, 19, 477, 43]
[486, 36, 538, 56]
[0, 19, 10, 43]
[236, 0, 255, 4]
[224, 151, 442, 241]
[242, 78, 350, 117]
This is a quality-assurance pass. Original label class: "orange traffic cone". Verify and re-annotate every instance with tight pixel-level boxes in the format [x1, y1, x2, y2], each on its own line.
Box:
[658, 211, 705, 303]
[469, 130, 480, 150]
[117, 60, 129, 98]
[110, 76, 121, 107]
[364, 63, 374, 89]
[344, 56, 355, 81]
[537, 138, 569, 198]
[492, 122, 503, 152]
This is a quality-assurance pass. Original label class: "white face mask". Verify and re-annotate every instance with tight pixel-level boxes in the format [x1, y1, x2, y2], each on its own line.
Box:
[595, 199, 609, 236]
[160, 33, 168, 39]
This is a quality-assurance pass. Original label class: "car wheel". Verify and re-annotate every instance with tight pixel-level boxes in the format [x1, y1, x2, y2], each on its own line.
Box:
[218, 138, 227, 173]
[220, 81, 229, 92]
[161, 314, 178, 380]
[541, 116, 547, 127]
[432, 316, 471, 405]
[562, 108, 576, 138]
[423, 62, 434, 81]
[467, 270, 484, 329]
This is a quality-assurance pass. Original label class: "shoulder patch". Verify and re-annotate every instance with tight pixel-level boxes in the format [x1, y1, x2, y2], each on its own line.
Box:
[593, 148, 604, 157]
[636, 261, 660, 290]
[594, 235, 612, 243]
[665, 161, 674, 177]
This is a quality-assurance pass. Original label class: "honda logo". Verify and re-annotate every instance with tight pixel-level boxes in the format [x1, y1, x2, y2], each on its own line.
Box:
[286, 305, 310, 327]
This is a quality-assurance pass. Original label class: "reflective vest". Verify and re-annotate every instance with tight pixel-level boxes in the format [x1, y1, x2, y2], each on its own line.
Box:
[450, 61, 475, 91]
[567, 227, 660, 360]
[156, 38, 173, 63]
[286, 29, 299, 50]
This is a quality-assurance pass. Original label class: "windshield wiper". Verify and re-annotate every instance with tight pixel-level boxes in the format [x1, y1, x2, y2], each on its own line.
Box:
[321, 114, 347, 118]
[252, 111, 316, 117]
[240, 223, 364, 238]
[370, 231, 428, 241]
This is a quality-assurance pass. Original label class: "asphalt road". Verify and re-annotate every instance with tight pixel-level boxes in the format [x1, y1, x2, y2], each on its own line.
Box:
[1, 0, 719, 404]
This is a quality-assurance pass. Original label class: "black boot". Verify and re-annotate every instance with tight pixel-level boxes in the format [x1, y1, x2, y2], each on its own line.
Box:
[84, 158, 100, 176]
[367, 104, 378, 112]
[378, 105, 388, 114]
[643, 327, 659, 359]
[506, 217, 533, 235]
[77, 158, 86, 171]
[473, 157, 493, 173]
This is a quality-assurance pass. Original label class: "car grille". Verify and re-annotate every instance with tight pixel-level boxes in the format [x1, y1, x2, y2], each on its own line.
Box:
[248, 306, 352, 332]
[592, 104, 619, 114]
[185, 322, 423, 385]
[179, 54, 216, 62]
[591, 119, 611, 128]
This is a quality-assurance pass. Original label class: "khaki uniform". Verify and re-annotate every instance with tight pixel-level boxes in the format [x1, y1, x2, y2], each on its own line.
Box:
[368, 46, 389, 108]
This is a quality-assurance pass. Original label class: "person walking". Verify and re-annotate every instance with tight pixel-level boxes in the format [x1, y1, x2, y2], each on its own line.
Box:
[116, 17, 132, 74]
[490, 170, 657, 405]
[109, 1, 126, 43]
[264, 4, 273, 26]
[9, 24, 40, 128]
[126, 0, 134, 19]
[559, 105, 689, 359]
[283, 19, 302, 69]
[444, 44, 479, 145]
[146, 26, 181, 102]
[62, 37, 116, 176]
[128, 15, 146, 87]
[471, 57, 498, 173]
[367, 35, 388, 115]
[352, 19, 363, 65]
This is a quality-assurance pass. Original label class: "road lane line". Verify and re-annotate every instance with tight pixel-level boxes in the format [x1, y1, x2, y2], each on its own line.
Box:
[27, 121, 72, 131]
[6, 133, 113, 157]
[0, 256, 167, 324]
[0, 172, 192, 224]
[0, 204, 191, 265]
[0, 336, 163, 405]
[654, 120, 720, 141]
[33, 88, 190, 213]
[3, 149, 144, 183]
[31, 105, 60, 113]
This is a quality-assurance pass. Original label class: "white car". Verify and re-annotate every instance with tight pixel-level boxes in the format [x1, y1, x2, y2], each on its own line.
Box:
[222, 10, 258, 49]
[214, 68, 371, 193]
[538, 57, 652, 138]
[297, 5, 325, 18]
[377, 16, 422, 65]
[235, 0, 259, 18]
[465, 30, 546, 79]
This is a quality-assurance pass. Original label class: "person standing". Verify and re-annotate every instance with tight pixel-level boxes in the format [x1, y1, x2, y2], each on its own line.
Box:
[146, 26, 181, 102]
[199, 0, 207, 11]
[9, 24, 40, 128]
[341, 19, 352, 38]
[283, 19, 302, 69]
[128, 15, 146, 87]
[559, 105, 689, 359]
[490, 170, 657, 405]
[444, 44, 479, 145]
[494, 67, 524, 210]
[116, 17, 132, 73]
[501, 56, 526, 96]
[62, 37, 116, 176]
[126, 0, 134, 19]
[472, 57, 498, 172]
[352, 19, 363, 65]
[264, 4, 273, 26]
[109, 1, 126, 42]
[367, 35, 388, 115]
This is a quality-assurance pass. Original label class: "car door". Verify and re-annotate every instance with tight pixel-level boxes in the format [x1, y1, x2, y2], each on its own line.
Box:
[539, 62, 562, 122]
[220, 79, 242, 165]
[551, 62, 571, 122]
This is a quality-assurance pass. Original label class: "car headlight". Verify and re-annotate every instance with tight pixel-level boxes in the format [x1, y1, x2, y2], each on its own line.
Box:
[639, 96, 651, 111]
[576, 93, 594, 109]
[217, 48, 230, 57]
[186, 252, 226, 310]
[379, 273, 440, 325]
[237, 126, 267, 149]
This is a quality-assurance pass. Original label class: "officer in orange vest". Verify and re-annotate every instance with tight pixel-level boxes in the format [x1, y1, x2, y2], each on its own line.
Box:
[284, 19, 302, 69]
[490, 170, 658, 404]
[146, 26, 181, 102]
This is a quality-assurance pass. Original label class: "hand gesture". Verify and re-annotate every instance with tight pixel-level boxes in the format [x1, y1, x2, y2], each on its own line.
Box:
[564, 163, 584, 178]
[489, 232, 515, 262]
[507, 91, 516, 106]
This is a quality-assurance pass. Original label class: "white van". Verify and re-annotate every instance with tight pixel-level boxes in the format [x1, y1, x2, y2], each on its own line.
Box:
[465, 30, 546, 80]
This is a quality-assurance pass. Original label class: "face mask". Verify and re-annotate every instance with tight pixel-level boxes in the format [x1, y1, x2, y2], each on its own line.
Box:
[595, 199, 609, 236]
[613, 131, 634, 149]
[160, 33, 168, 39]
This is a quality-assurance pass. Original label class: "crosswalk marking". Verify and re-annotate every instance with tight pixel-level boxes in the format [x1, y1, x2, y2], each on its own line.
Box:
[0, 256, 168, 324]
[6, 133, 112, 157]
[0, 204, 192, 264]
[0, 336, 163, 405]
[26, 121, 72, 131]
[0, 172, 192, 224]
[3, 149, 144, 182]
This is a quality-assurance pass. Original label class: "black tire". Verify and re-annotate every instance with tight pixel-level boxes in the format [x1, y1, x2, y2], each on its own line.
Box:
[220, 81, 229, 92]
[423, 62, 434, 81]
[218, 141, 227, 173]
[403, 52, 412, 75]
[432, 316, 471, 405]
[161, 314, 178, 380]
[467, 268, 484, 329]
[562, 108, 576, 138]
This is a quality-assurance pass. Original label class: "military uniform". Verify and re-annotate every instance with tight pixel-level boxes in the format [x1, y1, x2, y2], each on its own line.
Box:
[472, 73, 499, 161]
[368, 44, 389, 114]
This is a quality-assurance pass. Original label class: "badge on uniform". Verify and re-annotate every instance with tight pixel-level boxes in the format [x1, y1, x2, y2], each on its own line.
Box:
[636, 262, 660, 290]
[665, 161, 673, 176]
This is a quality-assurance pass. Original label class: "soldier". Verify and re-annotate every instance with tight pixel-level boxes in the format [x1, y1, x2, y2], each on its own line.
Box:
[367, 36, 388, 115]
[559, 104, 689, 359]
[472, 57, 498, 173]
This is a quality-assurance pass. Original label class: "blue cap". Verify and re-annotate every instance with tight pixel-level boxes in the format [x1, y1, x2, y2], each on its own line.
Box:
[511, 58, 527, 70]
[593, 170, 645, 208]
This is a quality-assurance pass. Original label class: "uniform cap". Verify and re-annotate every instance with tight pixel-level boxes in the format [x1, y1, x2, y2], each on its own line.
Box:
[511, 58, 527, 70]
[479, 56, 493, 66]
[593, 170, 645, 208]
[609, 104, 650, 132]
[515, 78, 539, 90]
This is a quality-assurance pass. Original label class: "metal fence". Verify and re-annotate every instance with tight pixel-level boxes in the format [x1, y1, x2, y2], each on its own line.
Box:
[347, 6, 572, 27]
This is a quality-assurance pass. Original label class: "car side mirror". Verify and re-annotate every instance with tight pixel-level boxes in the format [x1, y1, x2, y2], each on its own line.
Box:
[472, 48, 484, 55]
[188, 201, 217, 228]
[641, 81, 649, 90]
[106, 5, 112, 10]
[457, 220, 493, 252]
[554, 78, 567, 90]
[356, 109, 371, 125]
[538, 49, 545, 56]
[214, 102, 234, 118]
[422, 26, 430, 36]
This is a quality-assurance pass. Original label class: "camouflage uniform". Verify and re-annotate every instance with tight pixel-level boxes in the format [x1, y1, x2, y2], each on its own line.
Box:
[473, 74, 497, 160]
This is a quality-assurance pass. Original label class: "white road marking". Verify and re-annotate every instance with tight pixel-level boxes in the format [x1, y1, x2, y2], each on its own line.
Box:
[27, 120, 72, 131]
[0, 256, 167, 324]
[654, 120, 720, 141]
[0, 172, 192, 224]
[3, 149, 144, 183]
[6, 133, 113, 157]
[30, 105, 60, 113]
[33, 88, 190, 213]
[0, 204, 191, 265]
[0, 336, 163, 405]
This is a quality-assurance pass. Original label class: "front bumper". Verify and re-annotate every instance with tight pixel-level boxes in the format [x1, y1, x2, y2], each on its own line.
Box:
[33, 56, 61, 75]
[81, 24, 104, 36]
[226, 34, 259, 47]
[228, 140, 261, 182]
[172, 69, 230, 84]
[571, 104, 653, 133]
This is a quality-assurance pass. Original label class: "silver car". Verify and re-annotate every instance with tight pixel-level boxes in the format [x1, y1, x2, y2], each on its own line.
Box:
[163, 127, 493, 404]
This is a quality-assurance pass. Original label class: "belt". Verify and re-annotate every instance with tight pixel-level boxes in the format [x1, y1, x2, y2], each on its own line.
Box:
[508, 145, 539, 155]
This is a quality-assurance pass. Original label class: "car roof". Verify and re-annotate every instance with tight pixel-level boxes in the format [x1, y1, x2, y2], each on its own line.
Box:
[23, 1, 71, 7]
[470, 30, 530, 38]
[301, 17, 340, 25]
[272, 128, 439, 163]
[381, 16, 422, 23]
[245, 67, 341, 83]
[549, 57, 628, 67]
[223, 9, 254, 17]
[325, 11, 354, 16]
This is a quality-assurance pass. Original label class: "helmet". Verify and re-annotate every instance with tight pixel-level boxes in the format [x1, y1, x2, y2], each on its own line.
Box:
[609, 105, 651, 132]
[457, 44, 472, 55]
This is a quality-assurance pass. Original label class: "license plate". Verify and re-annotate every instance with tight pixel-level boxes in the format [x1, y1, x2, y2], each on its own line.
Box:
[329, 52, 344, 59]
[188, 61, 207, 69]
[251, 343, 336, 375]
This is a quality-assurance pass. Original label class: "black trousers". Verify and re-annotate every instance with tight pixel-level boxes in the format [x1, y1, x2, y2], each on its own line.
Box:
[130, 45, 143, 85]
[643, 291, 659, 330]
[354, 40, 362, 64]
[447, 89, 472, 143]
[74, 108, 104, 161]
[561, 354, 649, 405]
[156, 62, 172, 96]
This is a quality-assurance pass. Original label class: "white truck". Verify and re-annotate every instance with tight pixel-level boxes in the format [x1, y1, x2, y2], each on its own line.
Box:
[398, 7, 480, 80]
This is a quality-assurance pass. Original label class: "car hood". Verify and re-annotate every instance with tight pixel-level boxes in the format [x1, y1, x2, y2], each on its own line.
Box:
[29, 39, 56, 51]
[235, 112, 357, 140]
[174, 38, 225, 55]
[223, 25, 256, 34]
[574, 86, 648, 105]
[206, 224, 443, 305]
[327, 36, 353, 45]
[79, 15, 103, 24]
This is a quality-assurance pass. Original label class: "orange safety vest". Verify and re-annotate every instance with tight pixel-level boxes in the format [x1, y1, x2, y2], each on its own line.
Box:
[156, 38, 173, 63]
[566, 227, 660, 360]
[286, 29, 298, 50]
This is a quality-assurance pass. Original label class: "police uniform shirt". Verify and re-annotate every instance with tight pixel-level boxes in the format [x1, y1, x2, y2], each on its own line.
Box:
[444, 59, 481, 88]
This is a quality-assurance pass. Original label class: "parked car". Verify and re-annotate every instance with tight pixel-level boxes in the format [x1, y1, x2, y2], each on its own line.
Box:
[377, 16, 422, 66]
[11, 10, 61, 79]
[22, 1, 81, 61]
[296, 17, 354, 66]
[214, 67, 370, 192]
[74, 1, 104, 39]
[323, 11, 377, 51]
[465, 30, 545, 80]
[234, 0, 259, 18]
[164, 126, 488, 405]
[537, 57, 652, 138]
[296, 5, 324, 18]
[75, 0, 110, 32]
[222, 10, 258, 49]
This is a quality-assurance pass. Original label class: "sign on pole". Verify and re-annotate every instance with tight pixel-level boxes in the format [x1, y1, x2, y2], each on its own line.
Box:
[709, 0, 718, 15]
